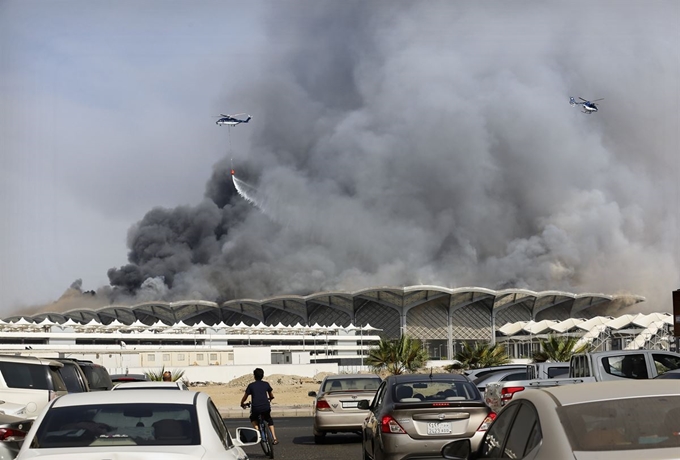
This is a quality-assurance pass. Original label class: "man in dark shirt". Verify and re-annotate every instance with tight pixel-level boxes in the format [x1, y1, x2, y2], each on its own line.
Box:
[240, 368, 278, 444]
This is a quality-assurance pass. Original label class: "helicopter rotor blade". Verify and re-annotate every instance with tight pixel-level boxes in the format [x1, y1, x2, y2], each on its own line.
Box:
[591, 98, 604, 102]
[578, 97, 588, 102]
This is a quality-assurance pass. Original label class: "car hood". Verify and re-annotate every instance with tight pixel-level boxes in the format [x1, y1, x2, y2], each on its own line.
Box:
[17, 446, 207, 459]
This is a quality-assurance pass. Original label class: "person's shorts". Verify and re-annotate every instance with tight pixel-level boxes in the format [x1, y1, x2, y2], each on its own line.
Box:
[250, 409, 274, 425]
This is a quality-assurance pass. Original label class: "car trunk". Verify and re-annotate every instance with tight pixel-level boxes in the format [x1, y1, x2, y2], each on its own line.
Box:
[392, 401, 489, 439]
[320, 390, 376, 413]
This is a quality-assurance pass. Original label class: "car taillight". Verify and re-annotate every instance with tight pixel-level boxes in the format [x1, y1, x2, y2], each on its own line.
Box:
[380, 415, 406, 434]
[500, 386, 525, 404]
[316, 399, 332, 411]
[477, 412, 496, 432]
[0, 428, 27, 441]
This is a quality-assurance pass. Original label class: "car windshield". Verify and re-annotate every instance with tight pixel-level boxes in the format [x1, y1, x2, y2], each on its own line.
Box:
[393, 380, 479, 402]
[33, 403, 199, 448]
[558, 396, 680, 451]
[322, 378, 380, 392]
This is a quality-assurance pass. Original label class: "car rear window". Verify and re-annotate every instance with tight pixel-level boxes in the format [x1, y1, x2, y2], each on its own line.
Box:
[81, 365, 113, 390]
[393, 380, 480, 402]
[558, 396, 680, 451]
[0, 362, 63, 391]
[58, 364, 85, 393]
[33, 403, 199, 448]
[322, 378, 381, 392]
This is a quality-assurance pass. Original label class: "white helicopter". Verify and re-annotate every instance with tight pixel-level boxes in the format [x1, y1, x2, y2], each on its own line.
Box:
[570, 97, 603, 114]
[215, 113, 252, 126]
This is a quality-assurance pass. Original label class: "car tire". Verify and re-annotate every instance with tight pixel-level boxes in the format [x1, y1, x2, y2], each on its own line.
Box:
[314, 433, 325, 444]
[362, 442, 372, 460]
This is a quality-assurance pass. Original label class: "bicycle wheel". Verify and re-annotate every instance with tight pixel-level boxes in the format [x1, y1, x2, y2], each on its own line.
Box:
[265, 424, 275, 459]
[259, 422, 273, 458]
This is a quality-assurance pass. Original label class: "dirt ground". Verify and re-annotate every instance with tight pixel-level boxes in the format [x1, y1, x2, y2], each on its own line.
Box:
[190, 373, 332, 409]
[189, 367, 451, 410]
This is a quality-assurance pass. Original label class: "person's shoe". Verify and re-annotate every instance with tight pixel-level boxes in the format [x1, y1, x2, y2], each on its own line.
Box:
[273, 439, 279, 445]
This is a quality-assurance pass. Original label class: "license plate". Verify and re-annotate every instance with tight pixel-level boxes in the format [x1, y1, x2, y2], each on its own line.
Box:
[342, 401, 359, 408]
[427, 422, 452, 435]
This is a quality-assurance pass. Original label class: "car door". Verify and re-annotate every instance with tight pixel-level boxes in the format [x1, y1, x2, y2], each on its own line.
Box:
[477, 401, 542, 459]
[363, 380, 387, 454]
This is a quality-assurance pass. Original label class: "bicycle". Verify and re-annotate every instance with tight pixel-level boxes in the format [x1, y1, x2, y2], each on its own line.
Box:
[242, 401, 275, 459]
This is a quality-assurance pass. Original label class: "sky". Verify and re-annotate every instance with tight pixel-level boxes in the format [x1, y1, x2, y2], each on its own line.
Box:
[1, 0, 679, 317]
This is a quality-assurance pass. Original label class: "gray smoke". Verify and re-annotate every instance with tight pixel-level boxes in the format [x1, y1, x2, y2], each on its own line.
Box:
[106, 1, 680, 310]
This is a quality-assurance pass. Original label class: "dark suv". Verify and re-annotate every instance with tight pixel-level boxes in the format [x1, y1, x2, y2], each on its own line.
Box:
[54, 359, 113, 391]
[53, 359, 90, 393]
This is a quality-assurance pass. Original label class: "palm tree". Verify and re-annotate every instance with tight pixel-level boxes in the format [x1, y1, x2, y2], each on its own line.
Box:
[446, 341, 511, 371]
[145, 365, 186, 382]
[366, 335, 429, 375]
[532, 335, 591, 363]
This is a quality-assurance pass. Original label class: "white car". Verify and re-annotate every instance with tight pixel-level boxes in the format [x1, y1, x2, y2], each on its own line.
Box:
[15, 389, 260, 459]
[442, 379, 680, 460]
[112, 381, 189, 391]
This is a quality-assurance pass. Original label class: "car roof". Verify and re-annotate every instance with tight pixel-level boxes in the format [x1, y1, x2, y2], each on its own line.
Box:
[113, 381, 183, 389]
[0, 355, 63, 367]
[474, 368, 527, 381]
[535, 380, 680, 406]
[325, 374, 381, 380]
[51, 389, 201, 407]
[387, 373, 469, 382]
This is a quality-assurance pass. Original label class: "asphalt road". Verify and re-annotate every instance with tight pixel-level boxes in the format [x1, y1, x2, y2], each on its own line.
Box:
[224, 416, 363, 460]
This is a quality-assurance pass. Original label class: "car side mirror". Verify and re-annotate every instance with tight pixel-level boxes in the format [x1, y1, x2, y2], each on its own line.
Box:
[308, 391, 317, 397]
[357, 400, 370, 410]
[233, 427, 260, 447]
[441, 439, 472, 460]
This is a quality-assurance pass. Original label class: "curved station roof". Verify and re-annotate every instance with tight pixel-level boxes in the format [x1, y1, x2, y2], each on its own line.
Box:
[5, 286, 644, 340]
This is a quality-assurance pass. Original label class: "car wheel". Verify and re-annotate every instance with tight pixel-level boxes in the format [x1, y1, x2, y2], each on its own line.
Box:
[314, 432, 326, 444]
[362, 441, 372, 460]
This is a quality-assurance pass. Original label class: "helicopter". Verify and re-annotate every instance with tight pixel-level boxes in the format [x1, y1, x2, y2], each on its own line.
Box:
[215, 113, 252, 126]
[569, 97, 603, 114]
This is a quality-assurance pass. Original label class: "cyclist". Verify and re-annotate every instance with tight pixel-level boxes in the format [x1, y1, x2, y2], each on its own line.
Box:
[240, 367, 279, 444]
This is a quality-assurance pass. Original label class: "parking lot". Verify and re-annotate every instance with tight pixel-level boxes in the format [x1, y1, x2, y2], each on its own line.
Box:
[225, 417, 362, 460]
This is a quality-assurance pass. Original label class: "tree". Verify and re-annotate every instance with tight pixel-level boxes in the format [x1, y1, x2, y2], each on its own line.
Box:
[366, 335, 429, 375]
[532, 335, 592, 363]
[446, 341, 511, 371]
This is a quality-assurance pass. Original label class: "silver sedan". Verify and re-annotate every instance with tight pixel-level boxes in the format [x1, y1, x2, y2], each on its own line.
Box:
[442, 379, 680, 460]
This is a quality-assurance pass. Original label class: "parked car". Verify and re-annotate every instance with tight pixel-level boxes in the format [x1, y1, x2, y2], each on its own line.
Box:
[15, 389, 260, 459]
[0, 412, 33, 459]
[463, 365, 528, 381]
[359, 374, 494, 460]
[112, 381, 189, 391]
[110, 373, 148, 383]
[0, 356, 68, 419]
[441, 380, 680, 459]
[526, 362, 569, 380]
[53, 359, 90, 393]
[70, 359, 114, 391]
[472, 368, 528, 393]
[308, 373, 382, 444]
[485, 349, 680, 410]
